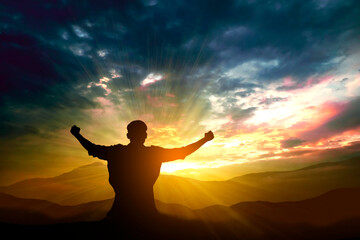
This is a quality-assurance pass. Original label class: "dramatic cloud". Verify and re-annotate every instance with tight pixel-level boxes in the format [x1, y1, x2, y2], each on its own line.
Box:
[258, 141, 360, 163]
[1, 0, 360, 183]
[280, 138, 306, 149]
[297, 96, 360, 143]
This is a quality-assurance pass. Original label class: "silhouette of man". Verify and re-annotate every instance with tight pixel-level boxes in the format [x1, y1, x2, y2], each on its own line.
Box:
[71, 120, 214, 223]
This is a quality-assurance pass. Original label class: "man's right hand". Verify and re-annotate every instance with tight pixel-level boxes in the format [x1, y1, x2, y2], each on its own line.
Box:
[71, 125, 81, 136]
[204, 131, 214, 142]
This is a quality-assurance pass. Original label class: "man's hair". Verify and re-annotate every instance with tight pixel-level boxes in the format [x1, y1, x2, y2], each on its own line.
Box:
[127, 120, 147, 133]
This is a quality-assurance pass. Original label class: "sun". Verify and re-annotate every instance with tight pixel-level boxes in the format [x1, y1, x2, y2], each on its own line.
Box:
[161, 161, 201, 173]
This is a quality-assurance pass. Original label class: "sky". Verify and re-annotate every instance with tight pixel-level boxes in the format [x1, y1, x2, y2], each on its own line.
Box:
[1, 0, 360, 185]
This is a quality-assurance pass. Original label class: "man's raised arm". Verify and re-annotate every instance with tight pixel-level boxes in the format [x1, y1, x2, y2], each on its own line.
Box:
[71, 125, 94, 151]
[160, 131, 214, 162]
[182, 131, 214, 156]
[70, 125, 111, 160]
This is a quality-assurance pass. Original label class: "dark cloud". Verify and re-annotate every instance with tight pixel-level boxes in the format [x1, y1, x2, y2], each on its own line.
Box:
[325, 97, 360, 131]
[280, 138, 306, 149]
[217, 77, 260, 92]
[210, 0, 360, 85]
[3, 0, 359, 89]
[0, 31, 98, 98]
[0, 123, 40, 139]
[232, 107, 257, 121]
[4, 0, 359, 85]
[298, 96, 360, 143]
[276, 84, 301, 91]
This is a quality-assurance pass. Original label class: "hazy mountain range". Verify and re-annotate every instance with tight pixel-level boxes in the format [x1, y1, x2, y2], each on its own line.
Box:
[1, 157, 359, 209]
[1, 187, 360, 225]
[1, 157, 360, 239]
[1, 188, 360, 240]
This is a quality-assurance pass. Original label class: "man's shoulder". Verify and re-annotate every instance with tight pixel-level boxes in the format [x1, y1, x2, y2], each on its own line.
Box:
[147, 145, 166, 152]
[113, 143, 124, 147]
[148, 145, 163, 149]
[108, 144, 125, 150]
[115, 143, 125, 147]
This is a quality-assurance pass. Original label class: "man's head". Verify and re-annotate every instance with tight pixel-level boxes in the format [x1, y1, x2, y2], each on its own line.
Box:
[127, 120, 147, 145]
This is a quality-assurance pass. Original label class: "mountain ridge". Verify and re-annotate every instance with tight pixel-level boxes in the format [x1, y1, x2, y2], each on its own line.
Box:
[1, 188, 360, 226]
[0, 157, 359, 208]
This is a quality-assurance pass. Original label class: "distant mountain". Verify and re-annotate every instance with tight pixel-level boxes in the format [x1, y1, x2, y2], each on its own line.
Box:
[191, 188, 360, 226]
[0, 192, 111, 224]
[170, 158, 318, 181]
[170, 148, 360, 181]
[0, 192, 194, 225]
[229, 156, 360, 202]
[1, 188, 360, 240]
[1, 157, 360, 208]
[0, 162, 114, 205]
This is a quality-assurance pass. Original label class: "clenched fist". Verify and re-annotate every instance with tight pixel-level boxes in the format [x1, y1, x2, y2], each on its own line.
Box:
[71, 125, 81, 136]
[204, 131, 214, 142]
